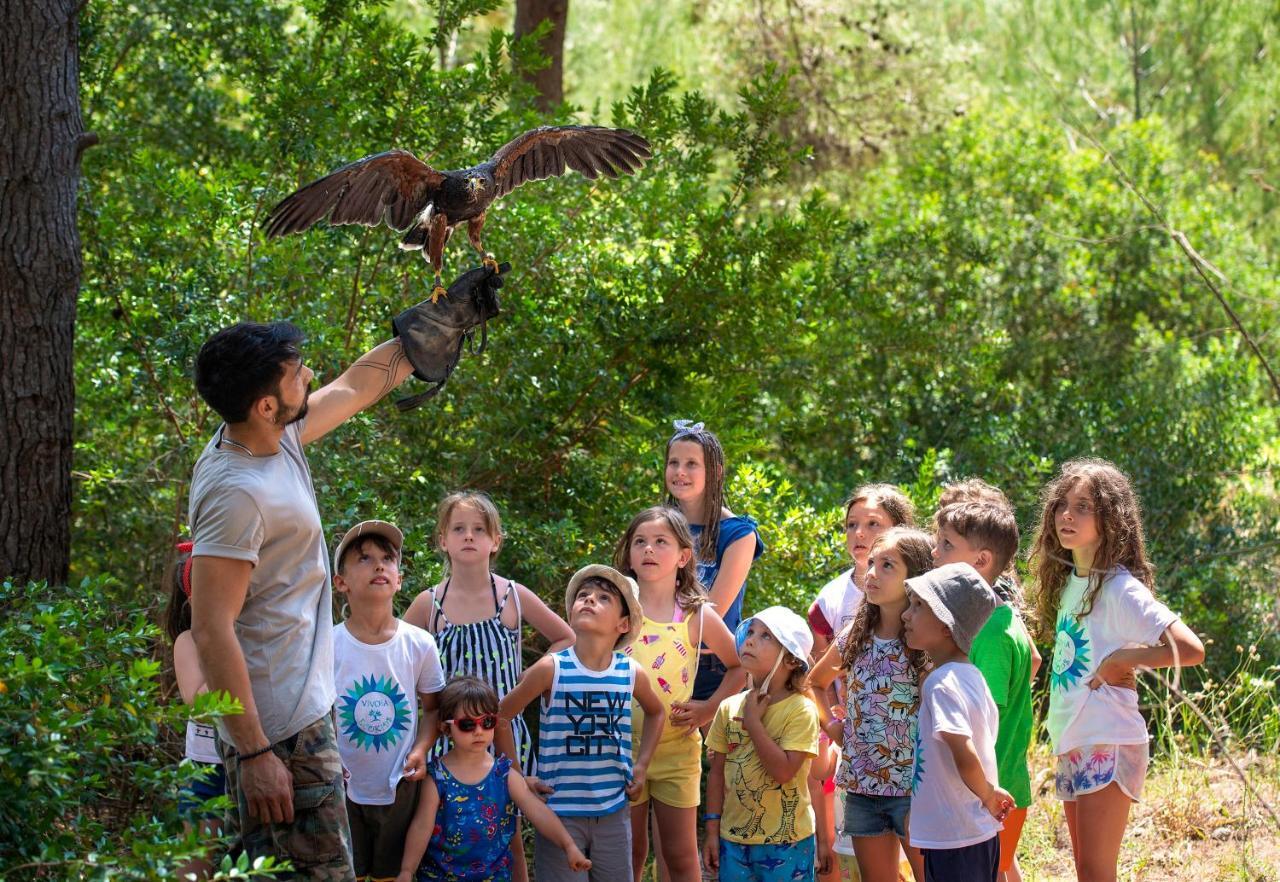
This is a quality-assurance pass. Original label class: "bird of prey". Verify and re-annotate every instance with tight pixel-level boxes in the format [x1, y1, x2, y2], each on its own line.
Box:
[263, 125, 651, 301]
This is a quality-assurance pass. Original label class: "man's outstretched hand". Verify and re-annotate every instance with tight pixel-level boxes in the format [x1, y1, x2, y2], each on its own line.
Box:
[392, 262, 510, 410]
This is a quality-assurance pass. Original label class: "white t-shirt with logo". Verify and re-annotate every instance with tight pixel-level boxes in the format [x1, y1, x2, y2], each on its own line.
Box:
[909, 662, 1002, 850]
[333, 620, 446, 805]
[1046, 567, 1178, 754]
[811, 568, 863, 638]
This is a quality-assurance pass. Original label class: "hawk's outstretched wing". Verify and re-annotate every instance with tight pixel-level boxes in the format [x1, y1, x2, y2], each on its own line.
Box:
[482, 126, 651, 199]
[264, 150, 445, 238]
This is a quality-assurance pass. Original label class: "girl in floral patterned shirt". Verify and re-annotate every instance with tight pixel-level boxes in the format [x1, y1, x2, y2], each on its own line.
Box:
[807, 528, 934, 882]
[400, 677, 589, 882]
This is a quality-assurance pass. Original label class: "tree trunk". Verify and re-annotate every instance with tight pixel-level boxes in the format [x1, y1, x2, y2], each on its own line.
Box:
[514, 0, 568, 112]
[0, 0, 87, 584]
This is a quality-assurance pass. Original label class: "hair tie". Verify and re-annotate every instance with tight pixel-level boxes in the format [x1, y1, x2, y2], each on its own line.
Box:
[176, 540, 194, 598]
[670, 418, 706, 440]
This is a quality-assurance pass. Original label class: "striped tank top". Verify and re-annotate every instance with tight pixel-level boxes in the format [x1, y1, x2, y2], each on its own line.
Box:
[429, 575, 533, 774]
[537, 647, 636, 817]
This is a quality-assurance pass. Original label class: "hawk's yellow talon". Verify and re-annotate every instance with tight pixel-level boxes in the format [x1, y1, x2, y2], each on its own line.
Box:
[482, 255, 500, 272]
[429, 285, 448, 304]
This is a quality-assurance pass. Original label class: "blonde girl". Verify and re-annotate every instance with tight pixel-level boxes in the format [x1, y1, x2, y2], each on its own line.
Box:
[405, 491, 575, 882]
[1030, 458, 1204, 882]
[808, 528, 933, 882]
[612, 506, 745, 882]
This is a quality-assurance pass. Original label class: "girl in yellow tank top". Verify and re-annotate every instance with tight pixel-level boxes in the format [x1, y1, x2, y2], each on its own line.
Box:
[615, 506, 746, 882]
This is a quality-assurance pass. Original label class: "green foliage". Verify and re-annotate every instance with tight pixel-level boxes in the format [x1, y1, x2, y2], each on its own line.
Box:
[0, 578, 281, 879]
[50, 0, 1280, 867]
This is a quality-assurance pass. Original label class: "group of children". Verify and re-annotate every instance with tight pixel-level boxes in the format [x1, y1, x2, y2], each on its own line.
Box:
[168, 422, 1206, 882]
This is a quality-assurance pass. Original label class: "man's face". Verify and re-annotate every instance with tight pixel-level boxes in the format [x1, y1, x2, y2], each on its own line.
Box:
[274, 358, 314, 426]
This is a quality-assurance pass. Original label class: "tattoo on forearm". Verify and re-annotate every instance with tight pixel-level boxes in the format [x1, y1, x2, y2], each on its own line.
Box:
[351, 341, 410, 400]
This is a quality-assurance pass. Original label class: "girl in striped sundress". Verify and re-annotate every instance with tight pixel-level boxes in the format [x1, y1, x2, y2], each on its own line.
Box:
[405, 491, 575, 882]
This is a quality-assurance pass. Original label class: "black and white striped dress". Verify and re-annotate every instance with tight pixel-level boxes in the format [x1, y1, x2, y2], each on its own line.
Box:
[428, 575, 533, 774]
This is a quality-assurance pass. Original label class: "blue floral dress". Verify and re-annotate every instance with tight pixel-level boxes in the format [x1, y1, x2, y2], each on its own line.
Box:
[419, 754, 517, 882]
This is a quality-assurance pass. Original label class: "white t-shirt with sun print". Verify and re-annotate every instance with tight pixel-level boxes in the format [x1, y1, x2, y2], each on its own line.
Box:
[1045, 567, 1179, 755]
[333, 620, 446, 805]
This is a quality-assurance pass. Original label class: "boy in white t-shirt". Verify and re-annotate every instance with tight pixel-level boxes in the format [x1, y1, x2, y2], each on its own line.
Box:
[332, 520, 445, 881]
[901, 563, 1013, 882]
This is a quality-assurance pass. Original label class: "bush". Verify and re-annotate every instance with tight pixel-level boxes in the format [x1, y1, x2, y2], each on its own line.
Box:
[0, 578, 280, 880]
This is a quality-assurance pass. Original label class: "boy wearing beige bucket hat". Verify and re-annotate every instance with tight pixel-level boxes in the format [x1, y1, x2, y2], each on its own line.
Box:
[496, 564, 665, 882]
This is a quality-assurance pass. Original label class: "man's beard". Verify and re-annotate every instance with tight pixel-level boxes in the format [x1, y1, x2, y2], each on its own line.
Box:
[276, 389, 310, 426]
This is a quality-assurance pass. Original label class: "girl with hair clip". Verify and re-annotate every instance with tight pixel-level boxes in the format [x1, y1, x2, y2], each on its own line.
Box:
[807, 528, 934, 882]
[613, 506, 745, 882]
[165, 540, 226, 881]
[664, 420, 764, 705]
[404, 490, 575, 882]
[1030, 458, 1204, 882]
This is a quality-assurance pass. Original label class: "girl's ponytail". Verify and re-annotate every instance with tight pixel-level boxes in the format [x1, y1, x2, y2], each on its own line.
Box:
[164, 540, 194, 643]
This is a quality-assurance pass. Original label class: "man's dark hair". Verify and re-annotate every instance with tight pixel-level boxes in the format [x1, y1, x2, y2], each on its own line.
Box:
[195, 322, 304, 423]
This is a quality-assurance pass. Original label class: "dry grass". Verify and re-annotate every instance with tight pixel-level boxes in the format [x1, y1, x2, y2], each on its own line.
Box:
[1019, 750, 1280, 882]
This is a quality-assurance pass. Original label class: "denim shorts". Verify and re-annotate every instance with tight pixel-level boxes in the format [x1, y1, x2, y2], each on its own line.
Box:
[842, 792, 911, 838]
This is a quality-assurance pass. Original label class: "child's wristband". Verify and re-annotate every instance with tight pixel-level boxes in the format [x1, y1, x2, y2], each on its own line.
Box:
[703, 813, 721, 822]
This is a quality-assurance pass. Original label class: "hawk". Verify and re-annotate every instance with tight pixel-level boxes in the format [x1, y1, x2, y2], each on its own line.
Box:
[263, 125, 651, 301]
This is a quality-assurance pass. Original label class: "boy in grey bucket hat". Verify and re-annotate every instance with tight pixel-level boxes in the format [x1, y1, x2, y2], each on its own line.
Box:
[902, 561, 1012, 882]
[904, 562, 1000, 653]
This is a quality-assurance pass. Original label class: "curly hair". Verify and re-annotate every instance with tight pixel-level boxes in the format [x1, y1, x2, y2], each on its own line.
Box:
[935, 477, 1012, 513]
[839, 527, 933, 676]
[1028, 458, 1155, 642]
[612, 506, 708, 611]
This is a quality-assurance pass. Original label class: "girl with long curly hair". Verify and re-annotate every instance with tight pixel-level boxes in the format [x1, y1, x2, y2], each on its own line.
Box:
[1029, 458, 1204, 882]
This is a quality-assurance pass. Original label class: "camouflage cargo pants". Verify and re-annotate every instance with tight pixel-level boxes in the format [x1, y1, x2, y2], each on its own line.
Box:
[219, 713, 355, 881]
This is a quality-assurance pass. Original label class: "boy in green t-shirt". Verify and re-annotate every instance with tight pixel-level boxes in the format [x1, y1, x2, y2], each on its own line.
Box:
[933, 499, 1037, 882]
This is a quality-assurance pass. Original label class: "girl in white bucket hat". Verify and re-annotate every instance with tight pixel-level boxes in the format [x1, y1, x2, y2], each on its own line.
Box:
[703, 606, 832, 882]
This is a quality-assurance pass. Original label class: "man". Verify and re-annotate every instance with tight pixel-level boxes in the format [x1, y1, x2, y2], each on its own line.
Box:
[188, 266, 504, 879]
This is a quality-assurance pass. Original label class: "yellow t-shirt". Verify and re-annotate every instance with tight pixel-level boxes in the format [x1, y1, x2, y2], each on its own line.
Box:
[706, 690, 819, 845]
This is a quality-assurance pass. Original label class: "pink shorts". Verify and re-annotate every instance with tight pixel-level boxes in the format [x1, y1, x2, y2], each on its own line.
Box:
[1054, 743, 1149, 802]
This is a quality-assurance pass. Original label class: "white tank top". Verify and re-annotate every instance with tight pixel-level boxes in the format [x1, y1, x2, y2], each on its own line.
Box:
[184, 719, 222, 765]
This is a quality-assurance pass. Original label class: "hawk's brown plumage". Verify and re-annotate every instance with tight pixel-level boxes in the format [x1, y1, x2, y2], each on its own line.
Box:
[264, 125, 651, 294]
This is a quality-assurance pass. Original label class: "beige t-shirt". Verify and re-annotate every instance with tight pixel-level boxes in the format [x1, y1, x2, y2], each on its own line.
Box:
[189, 420, 334, 744]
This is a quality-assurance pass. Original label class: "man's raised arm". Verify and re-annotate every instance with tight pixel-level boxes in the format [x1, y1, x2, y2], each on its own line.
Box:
[300, 338, 414, 445]
[300, 263, 507, 444]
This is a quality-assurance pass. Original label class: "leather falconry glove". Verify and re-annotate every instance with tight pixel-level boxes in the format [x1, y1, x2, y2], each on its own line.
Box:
[391, 262, 509, 411]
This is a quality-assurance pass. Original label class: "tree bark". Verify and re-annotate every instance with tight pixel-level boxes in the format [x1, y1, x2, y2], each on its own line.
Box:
[0, 0, 86, 584]
[514, 0, 568, 112]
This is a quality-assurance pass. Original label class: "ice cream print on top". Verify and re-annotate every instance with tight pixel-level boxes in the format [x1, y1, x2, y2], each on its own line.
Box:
[339, 674, 412, 752]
